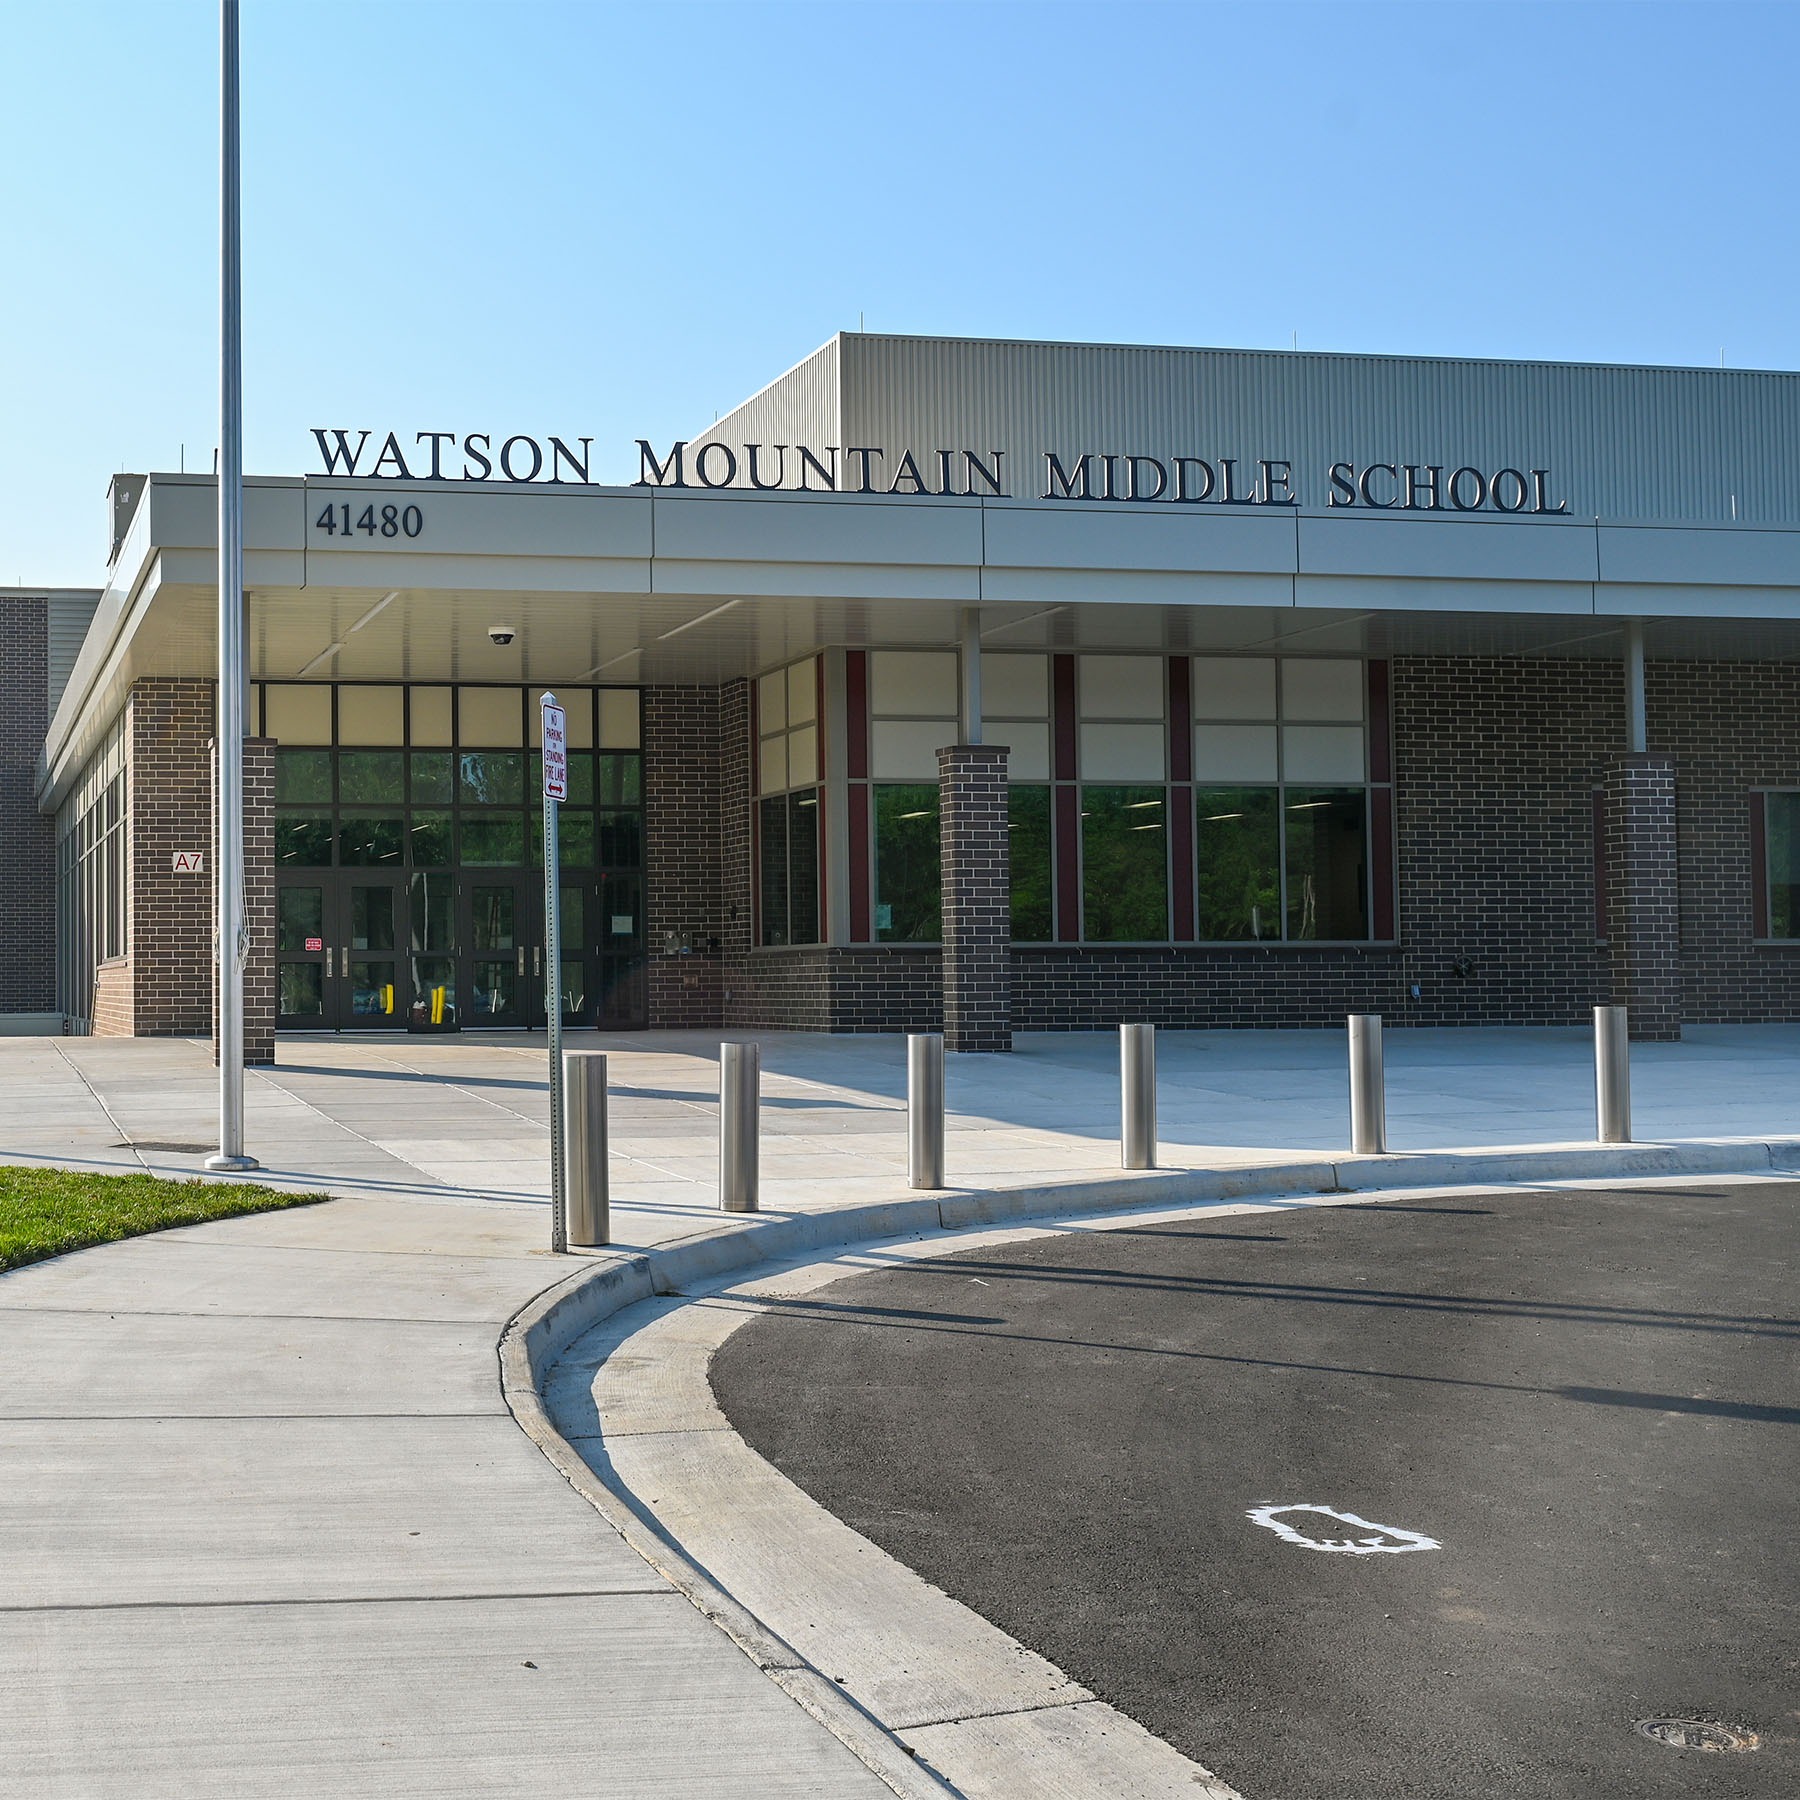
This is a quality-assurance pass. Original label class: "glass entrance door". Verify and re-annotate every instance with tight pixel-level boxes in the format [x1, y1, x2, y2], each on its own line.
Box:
[463, 879, 527, 1027]
[276, 876, 407, 1029]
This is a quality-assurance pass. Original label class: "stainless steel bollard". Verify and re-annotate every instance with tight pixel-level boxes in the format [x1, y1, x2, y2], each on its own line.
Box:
[1348, 1014, 1387, 1155]
[907, 1032, 945, 1189]
[1121, 1022, 1156, 1169]
[564, 1051, 609, 1248]
[720, 1040, 760, 1212]
[1595, 1004, 1631, 1144]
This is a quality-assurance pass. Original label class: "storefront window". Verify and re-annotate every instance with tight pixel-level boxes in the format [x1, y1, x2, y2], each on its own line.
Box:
[757, 791, 820, 946]
[875, 784, 940, 942]
[1768, 793, 1800, 937]
[462, 814, 525, 866]
[1081, 786, 1168, 941]
[1196, 787, 1280, 941]
[276, 812, 334, 865]
[759, 795, 789, 945]
[1284, 788, 1368, 940]
[275, 749, 331, 804]
[410, 752, 454, 804]
[339, 814, 404, 865]
[339, 751, 404, 804]
[459, 751, 524, 805]
[1009, 786, 1053, 941]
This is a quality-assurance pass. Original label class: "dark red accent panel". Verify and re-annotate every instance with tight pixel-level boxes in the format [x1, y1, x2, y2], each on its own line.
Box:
[1052, 654, 1077, 782]
[1751, 792, 1769, 939]
[846, 651, 869, 781]
[1170, 785, 1195, 940]
[848, 781, 871, 941]
[1168, 657, 1192, 783]
[816, 784, 829, 941]
[815, 658, 828, 779]
[1367, 659, 1392, 784]
[1593, 789, 1609, 939]
[1370, 786, 1395, 941]
[1054, 784, 1081, 941]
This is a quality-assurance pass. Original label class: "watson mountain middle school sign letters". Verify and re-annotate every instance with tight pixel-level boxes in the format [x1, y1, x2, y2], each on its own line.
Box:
[309, 428, 1572, 515]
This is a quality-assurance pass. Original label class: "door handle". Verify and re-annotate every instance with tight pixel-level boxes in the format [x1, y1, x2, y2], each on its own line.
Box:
[517, 945, 525, 976]
[324, 947, 334, 978]
[533, 947, 542, 977]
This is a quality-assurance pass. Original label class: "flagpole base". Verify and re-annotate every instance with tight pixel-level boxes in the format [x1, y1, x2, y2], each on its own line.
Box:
[203, 1153, 259, 1173]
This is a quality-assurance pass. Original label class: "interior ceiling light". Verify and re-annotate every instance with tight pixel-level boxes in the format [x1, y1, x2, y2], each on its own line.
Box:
[347, 591, 399, 634]
[295, 640, 344, 677]
[658, 598, 742, 641]
[582, 646, 643, 678]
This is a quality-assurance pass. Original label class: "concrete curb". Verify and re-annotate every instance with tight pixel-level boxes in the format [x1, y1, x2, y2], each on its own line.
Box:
[497, 1136, 1800, 1795]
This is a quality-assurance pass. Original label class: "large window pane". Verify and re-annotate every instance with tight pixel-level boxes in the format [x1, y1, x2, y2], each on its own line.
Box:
[1197, 787, 1280, 941]
[462, 814, 525, 866]
[276, 811, 334, 866]
[459, 751, 524, 806]
[409, 811, 453, 867]
[1284, 788, 1368, 940]
[1770, 793, 1800, 938]
[339, 815, 405, 866]
[759, 795, 790, 946]
[1009, 785, 1052, 942]
[275, 749, 331, 804]
[339, 751, 404, 804]
[410, 752, 454, 804]
[789, 791, 820, 946]
[1081, 786, 1168, 942]
[597, 753, 642, 807]
[278, 886, 323, 951]
[598, 809, 642, 869]
[875, 784, 941, 942]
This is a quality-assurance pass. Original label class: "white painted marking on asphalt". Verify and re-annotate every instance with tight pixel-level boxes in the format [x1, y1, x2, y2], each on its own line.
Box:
[1247, 1504, 1440, 1554]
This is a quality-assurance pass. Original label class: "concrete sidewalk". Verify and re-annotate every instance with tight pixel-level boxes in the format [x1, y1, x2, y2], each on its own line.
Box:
[5, 1024, 1800, 1796]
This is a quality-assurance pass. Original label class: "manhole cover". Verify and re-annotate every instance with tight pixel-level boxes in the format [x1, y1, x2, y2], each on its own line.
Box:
[114, 1141, 213, 1155]
[1634, 1718, 1760, 1753]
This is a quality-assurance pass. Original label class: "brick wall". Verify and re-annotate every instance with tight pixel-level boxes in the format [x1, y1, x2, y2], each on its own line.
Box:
[644, 684, 726, 1028]
[123, 678, 215, 1037]
[938, 744, 1011, 1051]
[1651, 660, 1800, 1023]
[1603, 753, 1681, 1039]
[0, 596, 54, 1013]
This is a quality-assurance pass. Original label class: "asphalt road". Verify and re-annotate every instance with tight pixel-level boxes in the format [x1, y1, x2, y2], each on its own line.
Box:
[710, 1181, 1800, 1798]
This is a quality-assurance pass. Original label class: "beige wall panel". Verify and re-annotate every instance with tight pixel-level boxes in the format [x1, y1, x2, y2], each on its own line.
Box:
[337, 685, 405, 744]
[1193, 657, 1276, 720]
[871, 719, 955, 780]
[1282, 724, 1366, 783]
[148, 477, 306, 550]
[1193, 723, 1279, 782]
[986, 720, 1050, 779]
[648, 556, 980, 602]
[870, 650, 958, 718]
[598, 688, 641, 748]
[303, 482, 652, 559]
[980, 652, 1049, 717]
[1281, 659, 1364, 721]
[264, 684, 332, 745]
[410, 687, 453, 745]
[458, 686, 523, 745]
[787, 658, 817, 724]
[1597, 524, 1800, 587]
[1080, 721, 1165, 781]
[788, 724, 819, 788]
[1079, 655, 1164, 719]
[758, 669, 788, 731]
[301, 551, 650, 594]
[759, 735, 788, 794]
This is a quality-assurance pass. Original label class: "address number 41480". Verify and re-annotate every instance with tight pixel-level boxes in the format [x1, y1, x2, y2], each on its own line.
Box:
[315, 502, 423, 539]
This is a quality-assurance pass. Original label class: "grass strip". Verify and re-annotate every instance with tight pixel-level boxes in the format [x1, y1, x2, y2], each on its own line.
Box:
[0, 1163, 328, 1272]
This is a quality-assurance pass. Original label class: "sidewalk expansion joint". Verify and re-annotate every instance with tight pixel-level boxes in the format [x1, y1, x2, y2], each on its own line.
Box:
[0, 1585, 680, 1615]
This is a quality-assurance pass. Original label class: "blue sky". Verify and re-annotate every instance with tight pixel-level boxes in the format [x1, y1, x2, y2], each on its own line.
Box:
[3, 0, 1796, 584]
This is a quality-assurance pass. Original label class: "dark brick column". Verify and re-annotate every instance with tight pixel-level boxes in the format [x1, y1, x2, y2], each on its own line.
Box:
[938, 743, 1011, 1052]
[122, 678, 216, 1037]
[0, 595, 54, 1015]
[1604, 752, 1681, 1041]
[644, 685, 726, 1028]
[214, 737, 276, 1067]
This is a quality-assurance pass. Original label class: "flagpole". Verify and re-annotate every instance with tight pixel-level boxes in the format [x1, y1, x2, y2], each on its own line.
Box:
[207, 0, 256, 1173]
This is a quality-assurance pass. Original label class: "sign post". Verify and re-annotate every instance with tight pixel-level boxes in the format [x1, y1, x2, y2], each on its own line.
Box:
[541, 692, 568, 1251]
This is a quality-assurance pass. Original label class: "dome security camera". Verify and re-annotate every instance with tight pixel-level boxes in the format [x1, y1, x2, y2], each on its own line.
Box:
[488, 624, 517, 647]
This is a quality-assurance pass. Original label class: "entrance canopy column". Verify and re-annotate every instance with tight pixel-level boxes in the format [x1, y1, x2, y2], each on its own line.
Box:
[937, 742, 1011, 1053]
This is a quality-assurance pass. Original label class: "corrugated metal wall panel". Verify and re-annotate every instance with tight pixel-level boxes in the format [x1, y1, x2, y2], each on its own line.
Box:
[45, 593, 98, 712]
[689, 338, 840, 484]
[837, 335, 1800, 525]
